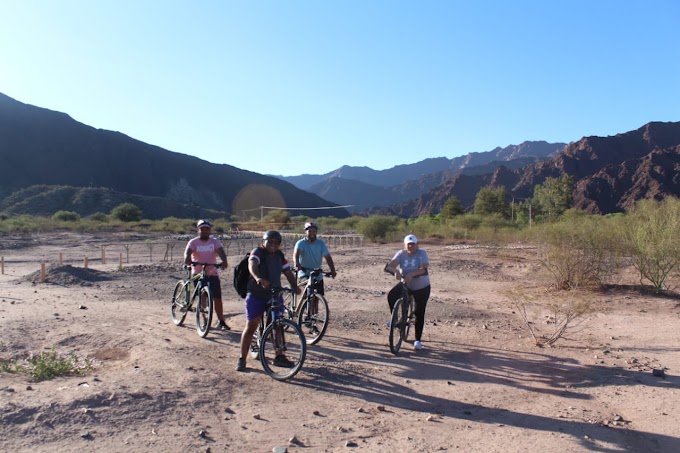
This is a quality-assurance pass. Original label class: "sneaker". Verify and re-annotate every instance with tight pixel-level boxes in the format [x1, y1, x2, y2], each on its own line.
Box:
[236, 357, 246, 371]
[414, 340, 423, 350]
[273, 355, 295, 368]
[217, 320, 230, 331]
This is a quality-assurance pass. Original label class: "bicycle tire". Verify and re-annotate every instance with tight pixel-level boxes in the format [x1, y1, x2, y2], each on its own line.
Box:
[171, 280, 189, 326]
[297, 293, 330, 345]
[195, 286, 213, 338]
[259, 319, 306, 381]
[389, 298, 407, 355]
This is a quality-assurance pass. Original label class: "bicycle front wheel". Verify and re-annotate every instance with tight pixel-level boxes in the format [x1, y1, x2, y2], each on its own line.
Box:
[171, 280, 189, 326]
[389, 298, 407, 355]
[195, 286, 213, 338]
[260, 319, 306, 381]
[297, 294, 330, 345]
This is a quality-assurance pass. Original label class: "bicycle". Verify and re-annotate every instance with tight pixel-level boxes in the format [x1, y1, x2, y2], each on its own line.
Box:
[384, 266, 415, 355]
[170, 262, 221, 338]
[249, 287, 307, 380]
[283, 267, 332, 345]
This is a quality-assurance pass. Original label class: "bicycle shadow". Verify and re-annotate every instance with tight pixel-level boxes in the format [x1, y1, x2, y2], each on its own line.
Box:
[290, 333, 680, 452]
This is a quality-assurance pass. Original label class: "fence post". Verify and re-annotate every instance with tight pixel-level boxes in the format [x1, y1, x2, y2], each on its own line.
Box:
[101, 247, 106, 264]
[39, 262, 46, 283]
[1, 256, 4, 274]
[84, 257, 89, 269]
[119, 252, 123, 270]
[59, 253, 63, 264]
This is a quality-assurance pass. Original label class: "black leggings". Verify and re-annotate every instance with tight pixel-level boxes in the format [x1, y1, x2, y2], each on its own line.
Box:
[387, 284, 431, 341]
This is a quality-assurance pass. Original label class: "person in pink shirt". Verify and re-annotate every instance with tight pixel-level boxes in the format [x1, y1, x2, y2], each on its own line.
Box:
[183, 219, 230, 330]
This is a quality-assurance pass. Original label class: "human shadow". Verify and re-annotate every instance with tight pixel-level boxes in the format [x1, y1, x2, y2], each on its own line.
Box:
[290, 334, 679, 452]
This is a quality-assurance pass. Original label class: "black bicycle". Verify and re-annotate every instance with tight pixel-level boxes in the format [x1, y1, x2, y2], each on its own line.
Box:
[283, 267, 332, 345]
[384, 267, 415, 355]
[250, 287, 307, 380]
[171, 262, 220, 338]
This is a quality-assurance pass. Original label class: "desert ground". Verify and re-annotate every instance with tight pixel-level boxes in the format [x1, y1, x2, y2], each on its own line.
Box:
[0, 232, 679, 453]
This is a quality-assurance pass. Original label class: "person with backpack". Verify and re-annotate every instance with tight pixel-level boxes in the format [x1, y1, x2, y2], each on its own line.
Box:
[236, 230, 301, 371]
[184, 219, 230, 330]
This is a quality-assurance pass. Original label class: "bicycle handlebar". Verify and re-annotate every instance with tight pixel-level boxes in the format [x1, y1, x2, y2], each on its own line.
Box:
[293, 267, 334, 278]
[184, 262, 224, 270]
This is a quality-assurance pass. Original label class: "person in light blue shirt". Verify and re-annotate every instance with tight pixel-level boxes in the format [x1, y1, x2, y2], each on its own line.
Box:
[293, 221, 337, 295]
[385, 234, 431, 351]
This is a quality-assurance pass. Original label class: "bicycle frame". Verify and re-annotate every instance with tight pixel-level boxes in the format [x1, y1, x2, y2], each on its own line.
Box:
[288, 268, 330, 317]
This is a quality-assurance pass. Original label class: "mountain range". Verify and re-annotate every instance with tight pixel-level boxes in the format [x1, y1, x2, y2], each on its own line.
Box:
[1, 91, 679, 220]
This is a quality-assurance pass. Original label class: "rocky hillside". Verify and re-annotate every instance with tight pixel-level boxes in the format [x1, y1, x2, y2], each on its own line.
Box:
[0, 92, 348, 219]
[378, 121, 680, 216]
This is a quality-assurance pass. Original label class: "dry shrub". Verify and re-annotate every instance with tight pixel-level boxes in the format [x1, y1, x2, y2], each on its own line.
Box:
[505, 287, 597, 346]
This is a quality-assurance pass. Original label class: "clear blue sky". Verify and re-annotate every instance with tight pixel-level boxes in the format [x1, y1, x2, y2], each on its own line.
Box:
[1, 1, 678, 176]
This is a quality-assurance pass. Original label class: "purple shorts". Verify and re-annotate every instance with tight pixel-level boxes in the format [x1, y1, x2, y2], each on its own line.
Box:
[244, 293, 284, 321]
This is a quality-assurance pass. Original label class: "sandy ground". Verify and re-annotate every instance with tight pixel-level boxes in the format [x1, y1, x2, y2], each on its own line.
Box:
[0, 232, 679, 453]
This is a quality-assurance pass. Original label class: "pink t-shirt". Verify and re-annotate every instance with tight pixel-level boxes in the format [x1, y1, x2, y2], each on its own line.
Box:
[184, 237, 224, 277]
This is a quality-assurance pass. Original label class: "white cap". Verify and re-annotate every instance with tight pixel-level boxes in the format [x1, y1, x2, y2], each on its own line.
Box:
[404, 234, 418, 244]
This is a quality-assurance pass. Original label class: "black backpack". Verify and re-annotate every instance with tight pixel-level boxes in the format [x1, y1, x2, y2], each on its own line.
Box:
[233, 253, 250, 298]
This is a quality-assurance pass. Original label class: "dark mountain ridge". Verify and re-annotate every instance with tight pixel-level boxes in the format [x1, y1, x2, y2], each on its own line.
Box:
[0, 92, 348, 219]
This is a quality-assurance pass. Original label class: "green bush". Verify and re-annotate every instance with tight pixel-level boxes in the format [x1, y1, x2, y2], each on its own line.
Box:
[87, 212, 109, 222]
[357, 215, 402, 242]
[111, 203, 143, 222]
[52, 210, 80, 221]
[620, 197, 680, 291]
[531, 215, 621, 289]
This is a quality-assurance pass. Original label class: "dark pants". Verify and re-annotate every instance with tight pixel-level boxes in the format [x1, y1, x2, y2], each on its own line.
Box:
[387, 284, 431, 341]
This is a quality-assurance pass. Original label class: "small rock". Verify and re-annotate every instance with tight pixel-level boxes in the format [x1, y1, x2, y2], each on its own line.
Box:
[272, 447, 288, 453]
[426, 415, 435, 421]
[313, 410, 321, 416]
[357, 407, 366, 413]
[199, 430, 207, 438]
[447, 381, 454, 385]
[253, 414, 261, 420]
[26, 386, 33, 391]
[345, 440, 358, 447]
[652, 369, 666, 378]
[454, 321, 461, 327]
[376, 405, 385, 411]
[79, 305, 87, 310]
[613, 415, 623, 422]
[80, 431, 92, 439]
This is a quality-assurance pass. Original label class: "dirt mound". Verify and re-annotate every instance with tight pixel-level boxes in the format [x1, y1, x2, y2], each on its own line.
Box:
[22, 264, 112, 286]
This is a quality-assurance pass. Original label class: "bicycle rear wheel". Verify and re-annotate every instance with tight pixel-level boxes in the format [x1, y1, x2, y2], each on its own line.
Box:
[260, 319, 306, 380]
[389, 298, 407, 355]
[297, 294, 330, 345]
[171, 280, 189, 326]
[195, 286, 213, 338]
